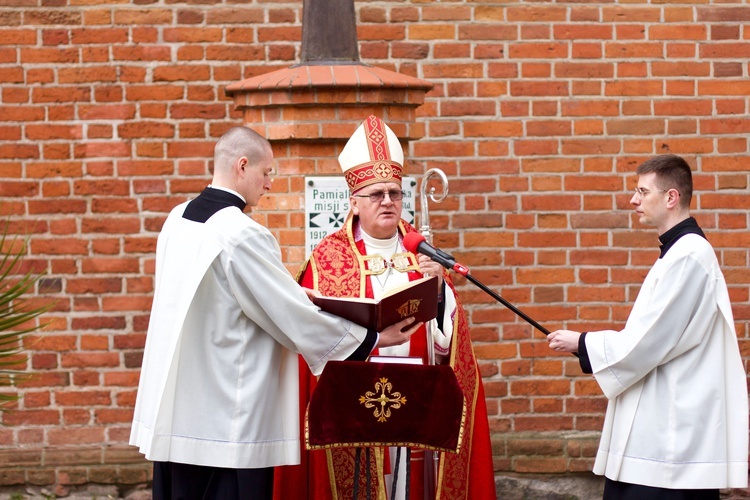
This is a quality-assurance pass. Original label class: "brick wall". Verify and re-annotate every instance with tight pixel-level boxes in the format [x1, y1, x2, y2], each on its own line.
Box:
[1, 0, 748, 493]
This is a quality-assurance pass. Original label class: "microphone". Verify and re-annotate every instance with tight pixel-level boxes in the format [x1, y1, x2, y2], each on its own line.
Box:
[403, 232, 556, 340]
[402, 232, 469, 276]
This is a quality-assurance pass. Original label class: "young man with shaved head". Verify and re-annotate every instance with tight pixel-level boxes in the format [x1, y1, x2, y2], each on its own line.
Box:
[130, 126, 422, 499]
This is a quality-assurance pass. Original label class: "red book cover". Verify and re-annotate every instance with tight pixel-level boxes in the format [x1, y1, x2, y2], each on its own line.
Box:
[312, 275, 438, 331]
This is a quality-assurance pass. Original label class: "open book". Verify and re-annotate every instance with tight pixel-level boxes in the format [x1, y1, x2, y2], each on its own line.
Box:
[312, 275, 438, 332]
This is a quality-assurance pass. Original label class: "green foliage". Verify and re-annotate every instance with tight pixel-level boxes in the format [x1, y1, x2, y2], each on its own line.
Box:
[0, 223, 51, 410]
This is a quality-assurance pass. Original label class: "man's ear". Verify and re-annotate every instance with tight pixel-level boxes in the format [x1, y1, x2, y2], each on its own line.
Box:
[235, 156, 248, 176]
[350, 196, 359, 215]
[666, 188, 681, 209]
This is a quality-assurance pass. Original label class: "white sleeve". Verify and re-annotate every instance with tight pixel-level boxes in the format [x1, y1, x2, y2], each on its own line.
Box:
[226, 225, 369, 375]
[586, 253, 715, 399]
[432, 285, 457, 358]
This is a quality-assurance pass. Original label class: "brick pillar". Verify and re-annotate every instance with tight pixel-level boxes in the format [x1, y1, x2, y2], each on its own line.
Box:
[225, 63, 433, 266]
[225, 63, 433, 145]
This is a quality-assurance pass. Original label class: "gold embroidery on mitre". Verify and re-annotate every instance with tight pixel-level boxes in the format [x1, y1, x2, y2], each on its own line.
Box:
[344, 161, 403, 192]
[359, 377, 406, 423]
[365, 115, 389, 161]
[372, 160, 393, 179]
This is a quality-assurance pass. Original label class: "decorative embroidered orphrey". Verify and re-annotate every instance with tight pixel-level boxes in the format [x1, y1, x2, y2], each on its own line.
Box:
[359, 377, 407, 423]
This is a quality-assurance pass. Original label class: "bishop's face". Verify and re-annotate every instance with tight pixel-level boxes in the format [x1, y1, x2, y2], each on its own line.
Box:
[350, 182, 403, 239]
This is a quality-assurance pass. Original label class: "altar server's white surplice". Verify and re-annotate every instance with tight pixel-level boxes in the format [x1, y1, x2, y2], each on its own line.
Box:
[586, 233, 748, 489]
[130, 199, 368, 469]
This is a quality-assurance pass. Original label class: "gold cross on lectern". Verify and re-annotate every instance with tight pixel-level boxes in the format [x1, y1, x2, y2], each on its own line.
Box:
[359, 377, 407, 423]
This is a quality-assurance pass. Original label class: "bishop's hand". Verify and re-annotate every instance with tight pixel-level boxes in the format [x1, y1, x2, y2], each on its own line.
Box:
[377, 317, 423, 348]
[417, 254, 444, 292]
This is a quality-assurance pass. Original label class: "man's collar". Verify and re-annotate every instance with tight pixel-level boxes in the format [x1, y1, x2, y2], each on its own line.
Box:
[208, 184, 246, 203]
[658, 217, 705, 258]
[182, 186, 247, 223]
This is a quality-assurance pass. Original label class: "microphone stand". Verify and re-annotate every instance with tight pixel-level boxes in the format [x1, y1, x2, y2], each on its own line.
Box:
[403, 236, 584, 357]
[404, 237, 581, 357]
[449, 263, 581, 357]
[463, 272, 550, 336]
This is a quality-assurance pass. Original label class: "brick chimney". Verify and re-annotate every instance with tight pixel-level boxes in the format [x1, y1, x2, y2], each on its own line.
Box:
[225, 0, 433, 264]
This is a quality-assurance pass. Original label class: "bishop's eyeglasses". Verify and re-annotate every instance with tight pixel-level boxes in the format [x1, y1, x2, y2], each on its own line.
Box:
[353, 189, 406, 203]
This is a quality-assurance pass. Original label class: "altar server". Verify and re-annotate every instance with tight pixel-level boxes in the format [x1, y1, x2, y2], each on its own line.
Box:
[548, 154, 748, 499]
[130, 126, 422, 500]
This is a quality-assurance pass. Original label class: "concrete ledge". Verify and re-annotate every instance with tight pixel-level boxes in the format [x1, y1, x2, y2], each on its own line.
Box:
[495, 473, 604, 500]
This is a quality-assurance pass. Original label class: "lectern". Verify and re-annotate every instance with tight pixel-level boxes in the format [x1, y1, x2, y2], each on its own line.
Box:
[306, 360, 466, 499]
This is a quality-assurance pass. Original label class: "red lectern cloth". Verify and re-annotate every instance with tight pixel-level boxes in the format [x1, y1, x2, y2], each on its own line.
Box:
[306, 360, 466, 453]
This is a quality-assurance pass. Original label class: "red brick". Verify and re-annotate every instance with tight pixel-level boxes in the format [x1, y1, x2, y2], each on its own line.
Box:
[22, 391, 51, 408]
[56, 391, 111, 407]
[60, 353, 120, 369]
[47, 427, 105, 446]
[94, 408, 134, 424]
[3, 410, 60, 426]
[2, 0, 750, 484]
[507, 6, 567, 22]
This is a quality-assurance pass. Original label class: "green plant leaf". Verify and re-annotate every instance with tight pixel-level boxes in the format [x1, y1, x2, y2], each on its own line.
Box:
[0, 221, 52, 411]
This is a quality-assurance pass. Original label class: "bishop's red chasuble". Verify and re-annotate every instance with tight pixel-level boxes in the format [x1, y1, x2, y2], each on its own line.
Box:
[274, 217, 496, 500]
